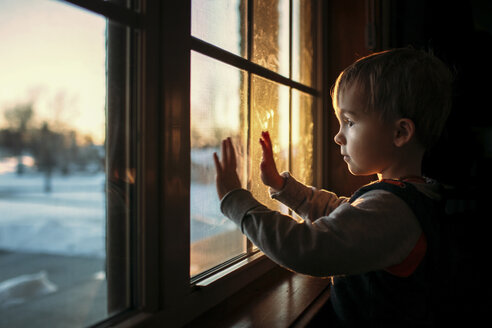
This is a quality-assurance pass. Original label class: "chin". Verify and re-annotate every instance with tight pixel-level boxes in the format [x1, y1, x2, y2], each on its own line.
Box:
[347, 165, 376, 177]
[347, 168, 364, 176]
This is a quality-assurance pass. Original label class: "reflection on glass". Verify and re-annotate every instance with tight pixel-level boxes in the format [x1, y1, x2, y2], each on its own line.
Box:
[253, 0, 290, 76]
[292, 90, 314, 186]
[192, 0, 247, 57]
[292, 0, 315, 87]
[0, 0, 115, 327]
[251, 75, 289, 211]
[190, 51, 247, 277]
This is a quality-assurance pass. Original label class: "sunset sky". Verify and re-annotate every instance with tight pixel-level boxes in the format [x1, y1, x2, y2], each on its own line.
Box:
[0, 0, 107, 144]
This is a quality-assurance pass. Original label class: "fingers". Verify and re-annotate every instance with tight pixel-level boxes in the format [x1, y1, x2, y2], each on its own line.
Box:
[227, 138, 237, 168]
[260, 131, 273, 157]
[213, 152, 222, 174]
[262, 131, 272, 150]
[221, 138, 228, 167]
[259, 137, 267, 155]
[219, 137, 237, 170]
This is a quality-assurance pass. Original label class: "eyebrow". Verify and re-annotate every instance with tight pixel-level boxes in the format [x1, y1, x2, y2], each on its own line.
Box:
[336, 108, 358, 118]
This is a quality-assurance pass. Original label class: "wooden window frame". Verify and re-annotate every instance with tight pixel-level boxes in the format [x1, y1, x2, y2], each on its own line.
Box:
[188, 0, 321, 283]
[64, 0, 327, 327]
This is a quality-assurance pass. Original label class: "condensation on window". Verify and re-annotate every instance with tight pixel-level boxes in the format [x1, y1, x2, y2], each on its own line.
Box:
[191, 0, 247, 58]
[189, 0, 317, 278]
[253, 0, 290, 76]
[292, 0, 315, 87]
[250, 75, 289, 213]
[190, 51, 247, 277]
[292, 89, 314, 186]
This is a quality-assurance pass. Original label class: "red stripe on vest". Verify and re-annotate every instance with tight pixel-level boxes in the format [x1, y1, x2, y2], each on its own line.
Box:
[385, 233, 427, 277]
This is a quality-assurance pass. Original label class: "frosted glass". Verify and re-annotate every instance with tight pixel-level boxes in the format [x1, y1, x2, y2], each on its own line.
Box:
[253, 0, 290, 76]
[251, 75, 289, 212]
[292, 0, 315, 86]
[292, 89, 314, 186]
[192, 0, 247, 57]
[190, 51, 247, 277]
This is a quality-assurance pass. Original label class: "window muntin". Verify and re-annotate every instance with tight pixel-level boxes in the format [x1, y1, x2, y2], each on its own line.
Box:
[190, 0, 317, 279]
[0, 0, 321, 325]
[0, 0, 135, 326]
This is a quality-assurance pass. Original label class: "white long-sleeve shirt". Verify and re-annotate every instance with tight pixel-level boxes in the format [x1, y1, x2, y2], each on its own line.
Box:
[220, 172, 442, 277]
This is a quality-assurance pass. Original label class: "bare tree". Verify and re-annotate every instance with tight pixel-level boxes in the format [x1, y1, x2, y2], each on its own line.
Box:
[33, 122, 59, 192]
[2, 103, 34, 174]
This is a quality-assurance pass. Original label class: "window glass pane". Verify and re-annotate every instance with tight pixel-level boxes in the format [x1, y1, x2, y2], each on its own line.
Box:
[192, 0, 247, 57]
[253, 0, 290, 76]
[190, 51, 247, 277]
[251, 75, 289, 212]
[0, 1, 131, 326]
[291, 90, 314, 186]
[292, 0, 315, 87]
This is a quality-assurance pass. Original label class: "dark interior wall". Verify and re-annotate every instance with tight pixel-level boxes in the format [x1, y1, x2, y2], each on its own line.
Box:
[391, 0, 492, 193]
[316, 2, 492, 323]
[324, 0, 492, 201]
[323, 0, 374, 196]
[387, 0, 492, 317]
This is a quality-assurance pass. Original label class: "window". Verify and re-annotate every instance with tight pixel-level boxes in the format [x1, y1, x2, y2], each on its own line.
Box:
[190, 0, 319, 279]
[0, 0, 323, 326]
[0, 0, 138, 327]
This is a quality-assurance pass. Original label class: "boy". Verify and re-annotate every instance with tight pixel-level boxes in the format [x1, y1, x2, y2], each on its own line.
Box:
[213, 48, 453, 326]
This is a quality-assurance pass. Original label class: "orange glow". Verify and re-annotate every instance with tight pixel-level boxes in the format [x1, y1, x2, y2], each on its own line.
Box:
[0, 0, 107, 145]
[126, 168, 136, 184]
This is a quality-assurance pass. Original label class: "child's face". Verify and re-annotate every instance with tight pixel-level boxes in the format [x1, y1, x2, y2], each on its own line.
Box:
[334, 85, 396, 177]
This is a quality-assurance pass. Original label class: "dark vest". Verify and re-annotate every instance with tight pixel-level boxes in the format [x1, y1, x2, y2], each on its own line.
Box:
[329, 180, 442, 327]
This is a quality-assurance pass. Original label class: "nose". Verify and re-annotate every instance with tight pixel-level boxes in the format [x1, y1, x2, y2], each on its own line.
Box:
[334, 128, 345, 146]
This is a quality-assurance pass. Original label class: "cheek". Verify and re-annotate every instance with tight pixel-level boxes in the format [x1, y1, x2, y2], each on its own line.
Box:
[347, 129, 371, 150]
[349, 129, 390, 159]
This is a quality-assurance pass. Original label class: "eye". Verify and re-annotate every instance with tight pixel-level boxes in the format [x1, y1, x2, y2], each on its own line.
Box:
[343, 118, 354, 127]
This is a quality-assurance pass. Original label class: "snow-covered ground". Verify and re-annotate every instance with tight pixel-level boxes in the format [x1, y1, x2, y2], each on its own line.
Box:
[0, 155, 237, 324]
[0, 172, 106, 258]
[0, 168, 234, 258]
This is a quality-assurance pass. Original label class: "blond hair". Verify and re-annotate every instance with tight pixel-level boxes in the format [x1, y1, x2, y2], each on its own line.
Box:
[332, 48, 453, 148]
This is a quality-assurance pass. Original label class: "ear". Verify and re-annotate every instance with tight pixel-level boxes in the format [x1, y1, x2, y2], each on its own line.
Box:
[393, 118, 415, 147]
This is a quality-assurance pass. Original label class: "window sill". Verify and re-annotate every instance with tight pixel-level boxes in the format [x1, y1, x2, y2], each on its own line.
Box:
[193, 251, 264, 288]
[185, 265, 331, 328]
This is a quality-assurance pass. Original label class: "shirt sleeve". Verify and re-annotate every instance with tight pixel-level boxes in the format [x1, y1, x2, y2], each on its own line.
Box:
[220, 186, 423, 277]
[269, 172, 349, 222]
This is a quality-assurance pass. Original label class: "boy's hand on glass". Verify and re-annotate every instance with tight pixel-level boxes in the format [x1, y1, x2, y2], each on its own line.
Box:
[213, 137, 242, 200]
[259, 131, 285, 192]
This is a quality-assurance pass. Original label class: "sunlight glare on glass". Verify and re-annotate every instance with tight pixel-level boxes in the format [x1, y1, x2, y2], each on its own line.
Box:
[0, 0, 107, 145]
[256, 108, 276, 131]
[0, 1, 109, 326]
